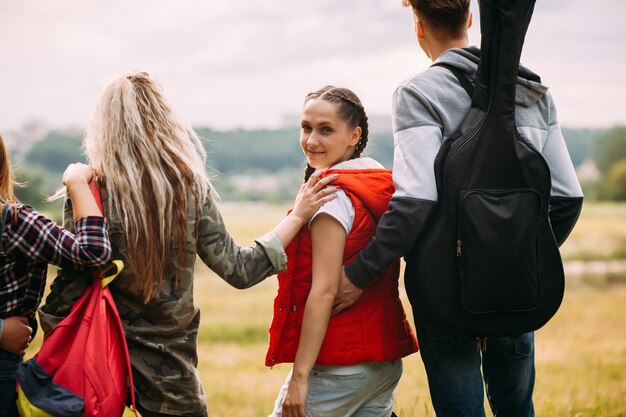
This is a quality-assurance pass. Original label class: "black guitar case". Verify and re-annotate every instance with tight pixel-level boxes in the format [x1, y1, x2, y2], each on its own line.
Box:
[408, 0, 565, 337]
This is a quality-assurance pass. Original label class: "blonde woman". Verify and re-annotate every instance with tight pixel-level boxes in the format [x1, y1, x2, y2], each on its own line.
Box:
[40, 72, 337, 417]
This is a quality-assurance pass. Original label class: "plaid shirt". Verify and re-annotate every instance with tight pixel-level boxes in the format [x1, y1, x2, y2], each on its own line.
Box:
[0, 204, 111, 319]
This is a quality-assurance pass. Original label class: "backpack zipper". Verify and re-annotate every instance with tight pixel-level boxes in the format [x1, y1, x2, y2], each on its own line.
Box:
[476, 337, 488, 351]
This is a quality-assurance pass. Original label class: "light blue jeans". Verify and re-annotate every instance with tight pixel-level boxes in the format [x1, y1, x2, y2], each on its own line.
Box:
[269, 360, 402, 417]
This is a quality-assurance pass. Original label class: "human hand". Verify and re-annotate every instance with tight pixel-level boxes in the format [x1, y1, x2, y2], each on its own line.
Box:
[0, 316, 32, 356]
[282, 374, 309, 417]
[62, 163, 95, 188]
[291, 170, 339, 224]
[331, 267, 364, 315]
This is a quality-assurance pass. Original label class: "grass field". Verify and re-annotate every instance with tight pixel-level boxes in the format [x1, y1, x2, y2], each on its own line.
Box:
[33, 202, 626, 416]
[560, 203, 626, 262]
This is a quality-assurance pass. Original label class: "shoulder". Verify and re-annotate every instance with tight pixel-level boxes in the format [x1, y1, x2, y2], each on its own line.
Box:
[318, 189, 353, 212]
[393, 68, 470, 133]
[393, 51, 477, 132]
[330, 157, 384, 170]
[515, 85, 555, 131]
[394, 67, 449, 102]
[1, 204, 53, 249]
[311, 190, 354, 235]
[4, 203, 42, 224]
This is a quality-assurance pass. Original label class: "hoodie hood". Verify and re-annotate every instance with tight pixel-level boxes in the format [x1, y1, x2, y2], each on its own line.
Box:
[322, 157, 393, 221]
[435, 46, 548, 107]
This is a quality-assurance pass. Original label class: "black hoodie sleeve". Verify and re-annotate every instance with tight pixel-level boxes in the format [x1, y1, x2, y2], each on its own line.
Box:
[549, 196, 583, 246]
[344, 196, 436, 289]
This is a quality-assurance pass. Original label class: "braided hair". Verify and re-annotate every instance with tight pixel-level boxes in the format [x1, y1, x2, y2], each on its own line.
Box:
[303, 86, 370, 182]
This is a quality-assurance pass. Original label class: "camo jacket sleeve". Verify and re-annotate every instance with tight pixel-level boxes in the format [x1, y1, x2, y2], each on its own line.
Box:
[196, 192, 287, 289]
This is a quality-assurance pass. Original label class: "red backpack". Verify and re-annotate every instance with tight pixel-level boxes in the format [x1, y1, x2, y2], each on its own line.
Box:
[16, 182, 138, 417]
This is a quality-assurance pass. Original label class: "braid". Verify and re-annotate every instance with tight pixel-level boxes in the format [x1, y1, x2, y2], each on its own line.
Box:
[347, 99, 369, 161]
[304, 164, 316, 182]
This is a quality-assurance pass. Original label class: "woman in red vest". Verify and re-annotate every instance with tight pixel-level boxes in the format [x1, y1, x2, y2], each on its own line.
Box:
[266, 86, 418, 417]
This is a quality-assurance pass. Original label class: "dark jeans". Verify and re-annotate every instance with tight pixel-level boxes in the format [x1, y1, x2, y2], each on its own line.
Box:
[415, 315, 535, 417]
[0, 349, 21, 417]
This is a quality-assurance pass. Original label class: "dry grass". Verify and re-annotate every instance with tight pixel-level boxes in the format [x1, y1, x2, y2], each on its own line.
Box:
[194, 202, 626, 416]
[561, 203, 626, 261]
[191, 270, 626, 417]
[30, 202, 626, 416]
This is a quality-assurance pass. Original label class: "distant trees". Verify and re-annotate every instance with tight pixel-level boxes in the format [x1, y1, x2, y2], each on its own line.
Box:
[7, 124, 624, 203]
[603, 160, 626, 201]
[26, 131, 85, 173]
[8, 131, 84, 211]
[13, 166, 46, 204]
[595, 127, 626, 174]
[594, 126, 626, 201]
[196, 127, 396, 174]
[197, 128, 304, 174]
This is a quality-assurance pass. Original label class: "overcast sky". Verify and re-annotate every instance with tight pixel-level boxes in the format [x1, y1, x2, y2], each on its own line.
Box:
[1, 0, 625, 133]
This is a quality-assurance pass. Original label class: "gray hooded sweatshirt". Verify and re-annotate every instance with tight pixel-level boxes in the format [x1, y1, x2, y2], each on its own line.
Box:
[345, 47, 583, 288]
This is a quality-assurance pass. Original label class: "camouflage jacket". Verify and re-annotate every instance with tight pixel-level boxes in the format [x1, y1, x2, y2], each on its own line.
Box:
[40, 187, 287, 415]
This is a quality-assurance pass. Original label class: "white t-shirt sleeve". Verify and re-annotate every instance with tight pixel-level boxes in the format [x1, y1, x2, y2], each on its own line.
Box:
[309, 190, 355, 235]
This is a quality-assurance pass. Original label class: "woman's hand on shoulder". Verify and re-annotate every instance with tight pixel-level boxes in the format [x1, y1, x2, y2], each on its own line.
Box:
[62, 163, 95, 189]
[291, 170, 339, 224]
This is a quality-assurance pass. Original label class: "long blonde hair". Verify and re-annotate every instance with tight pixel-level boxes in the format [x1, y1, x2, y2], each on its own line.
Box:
[85, 72, 212, 303]
[0, 133, 19, 204]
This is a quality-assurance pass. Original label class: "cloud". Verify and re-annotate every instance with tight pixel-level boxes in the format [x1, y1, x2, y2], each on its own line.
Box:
[0, 0, 624, 131]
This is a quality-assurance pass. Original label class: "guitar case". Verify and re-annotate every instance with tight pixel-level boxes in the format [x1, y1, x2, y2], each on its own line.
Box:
[408, 0, 565, 337]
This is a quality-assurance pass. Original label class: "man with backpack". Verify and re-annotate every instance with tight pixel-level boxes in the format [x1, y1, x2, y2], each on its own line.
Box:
[332, 0, 583, 416]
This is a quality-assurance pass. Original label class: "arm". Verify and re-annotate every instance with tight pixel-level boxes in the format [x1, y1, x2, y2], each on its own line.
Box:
[549, 196, 583, 246]
[198, 171, 338, 289]
[62, 163, 103, 219]
[3, 163, 111, 269]
[4, 208, 111, 270]
[542, 95, 584, 245]
[282, 214, 345, 417]
[344, 197, 436, 288]
[334, 85, 441, 313]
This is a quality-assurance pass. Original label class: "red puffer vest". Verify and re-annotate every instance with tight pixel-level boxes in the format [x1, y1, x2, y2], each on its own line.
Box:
[266, 168, 418, 367]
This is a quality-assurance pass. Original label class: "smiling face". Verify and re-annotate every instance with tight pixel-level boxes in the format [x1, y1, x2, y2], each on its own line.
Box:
[300, 98, 362, 169]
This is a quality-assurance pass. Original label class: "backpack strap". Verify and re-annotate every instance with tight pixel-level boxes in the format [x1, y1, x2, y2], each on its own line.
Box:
[0, 203, 10, 229]
[88, 182, 139, 417]
[0, 203, 10, 251]
[431, 62, 474, 98]
[89, 179, 103, 213]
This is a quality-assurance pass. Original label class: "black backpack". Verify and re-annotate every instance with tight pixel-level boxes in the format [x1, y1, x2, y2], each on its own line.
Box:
[408, 0, 565, 338]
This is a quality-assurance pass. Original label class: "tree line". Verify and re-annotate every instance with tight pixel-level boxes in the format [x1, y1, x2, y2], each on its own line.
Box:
[8, 125, 626, 215]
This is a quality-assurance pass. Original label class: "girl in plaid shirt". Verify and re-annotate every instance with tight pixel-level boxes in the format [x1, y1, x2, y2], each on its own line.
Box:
[0, 133, 112, 417]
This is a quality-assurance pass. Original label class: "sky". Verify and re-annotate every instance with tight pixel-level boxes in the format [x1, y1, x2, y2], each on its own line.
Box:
[1, 0, 625, 133]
